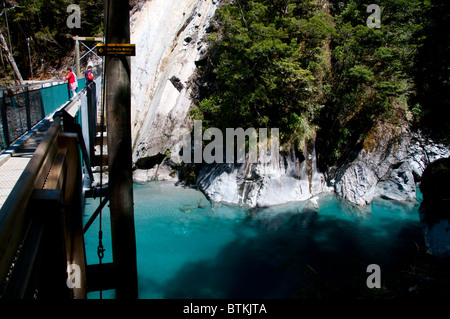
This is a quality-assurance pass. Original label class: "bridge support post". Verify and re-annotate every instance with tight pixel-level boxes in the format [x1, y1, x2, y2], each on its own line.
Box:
[75, 36, 81, 78]
[104, 0, 138, 299]
[86, 81, 97, 160]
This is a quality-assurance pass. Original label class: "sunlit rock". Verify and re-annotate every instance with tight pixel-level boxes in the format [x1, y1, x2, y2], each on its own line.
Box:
[130, 0, 220, 163]
[197, 144, 333, 207]
[335, 123, 450, 206]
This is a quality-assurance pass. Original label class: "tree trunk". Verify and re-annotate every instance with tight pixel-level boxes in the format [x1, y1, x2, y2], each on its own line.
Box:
[0, 29, 24, 85]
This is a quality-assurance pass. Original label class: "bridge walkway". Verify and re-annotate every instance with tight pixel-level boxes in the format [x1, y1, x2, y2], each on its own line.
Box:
[0, 120, 52, 208]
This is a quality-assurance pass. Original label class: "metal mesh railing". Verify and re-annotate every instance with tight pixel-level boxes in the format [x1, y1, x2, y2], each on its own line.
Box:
[0, 89, 45, 148]
[0, 75, 102, 298]
[0, 79, 86, 151]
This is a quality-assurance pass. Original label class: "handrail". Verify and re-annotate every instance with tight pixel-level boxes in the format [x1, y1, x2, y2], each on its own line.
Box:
[0, 77, 100, 298]
[0, 79, 66, 93]
[0, 78, 87, 151]
[0, 115, 62, 283]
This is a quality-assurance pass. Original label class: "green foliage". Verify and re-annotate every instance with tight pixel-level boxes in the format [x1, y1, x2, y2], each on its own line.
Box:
[193, 0, 447, 166]
[1, 0, 103, 83]
[411, 103, 423, 121]
[195, 0, 333, 147]
[316, 0, 426, 166]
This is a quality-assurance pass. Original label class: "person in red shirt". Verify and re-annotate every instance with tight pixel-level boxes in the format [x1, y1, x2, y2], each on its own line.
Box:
[66, 67, 78, 99]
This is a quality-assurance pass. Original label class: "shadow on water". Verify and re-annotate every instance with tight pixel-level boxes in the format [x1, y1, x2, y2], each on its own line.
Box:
[85, 182, 450, 300]
[161, 207, 424, 299]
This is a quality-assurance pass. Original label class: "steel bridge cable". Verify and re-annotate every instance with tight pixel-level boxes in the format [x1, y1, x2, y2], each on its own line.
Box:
[94, 0, 111, 300]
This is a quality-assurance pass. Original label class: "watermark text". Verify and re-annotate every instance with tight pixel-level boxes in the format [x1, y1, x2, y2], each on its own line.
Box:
[179, 120, 280, 164]
[66, 4, 81, 29]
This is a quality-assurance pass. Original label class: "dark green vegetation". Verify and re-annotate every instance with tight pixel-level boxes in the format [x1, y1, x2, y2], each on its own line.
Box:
[413, 0, 450, 143]
[0, 0, 103, 84]
[193, 0, 450, 168]
[194, 0, 334, 149]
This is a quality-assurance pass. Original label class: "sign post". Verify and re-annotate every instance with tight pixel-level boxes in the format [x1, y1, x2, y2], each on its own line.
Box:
[97, 43, 136, 57]
[75, 36, 80, 77]
[72, 37, 103, 78]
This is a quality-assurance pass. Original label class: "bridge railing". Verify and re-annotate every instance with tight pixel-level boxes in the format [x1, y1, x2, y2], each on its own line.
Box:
[0, 79, 88, 151]
[0, 65, 107, 152]
[0, 76, 102, 299]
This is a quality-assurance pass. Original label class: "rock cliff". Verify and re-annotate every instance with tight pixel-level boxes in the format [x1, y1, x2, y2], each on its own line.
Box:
[196, 121, 450, 207]
[334, 122, 450, 206]
[197, 144, 332, 207]
[130, 0, 220, 163]
[130, 0, 450, 208]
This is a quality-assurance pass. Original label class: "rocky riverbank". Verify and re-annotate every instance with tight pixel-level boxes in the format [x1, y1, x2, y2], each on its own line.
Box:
[129, 0, 450, 208]
[334, 122, 450, 206]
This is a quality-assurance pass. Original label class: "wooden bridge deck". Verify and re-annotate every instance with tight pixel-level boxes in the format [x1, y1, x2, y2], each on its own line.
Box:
[0, 80, 108, 299]
[0, 120, 52, 208]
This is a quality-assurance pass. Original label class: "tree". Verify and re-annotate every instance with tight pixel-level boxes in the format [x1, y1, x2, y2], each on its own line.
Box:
[0, 27, 23, 84]
[193, 0, 445, 168]
[0, 0, 103, 84]
[315, 0, 425, 167]
[194, 0, 334, 150]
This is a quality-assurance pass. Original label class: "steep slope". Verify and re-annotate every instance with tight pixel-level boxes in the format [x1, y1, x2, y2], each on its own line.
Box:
[129, 0, 450, 208]
[334, 122, 450, 205]
[130, 0, 220, 164]
[197, 144, 332, 207]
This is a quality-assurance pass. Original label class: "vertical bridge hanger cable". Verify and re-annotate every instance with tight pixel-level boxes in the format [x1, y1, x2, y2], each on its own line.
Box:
[96, 52, 106, 300]
[95, 0, 112, 300]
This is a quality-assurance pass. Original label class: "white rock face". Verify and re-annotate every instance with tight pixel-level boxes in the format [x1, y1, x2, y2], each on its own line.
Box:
[334, 123, 450, 206]
[133, 163, 178, 184]
[129, 1, 450, 208]
[130, 0, 220, 163]
[197, 146, 333, 207]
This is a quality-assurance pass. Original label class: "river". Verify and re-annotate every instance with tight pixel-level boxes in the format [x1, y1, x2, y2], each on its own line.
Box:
[83, 181, 423, 299]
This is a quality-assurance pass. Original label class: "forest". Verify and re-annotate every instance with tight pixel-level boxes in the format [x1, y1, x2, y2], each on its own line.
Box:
[1, 0, 449, 168]
[0, 0, 103, 85]
[192, 0, 450, 168]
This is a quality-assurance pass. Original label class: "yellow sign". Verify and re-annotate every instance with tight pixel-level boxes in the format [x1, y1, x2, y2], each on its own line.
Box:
[97, 43, 136, 56]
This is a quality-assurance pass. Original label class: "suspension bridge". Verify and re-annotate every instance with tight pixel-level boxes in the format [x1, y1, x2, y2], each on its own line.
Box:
[0, 1, 138, 300]
[0, 76, 112, 299]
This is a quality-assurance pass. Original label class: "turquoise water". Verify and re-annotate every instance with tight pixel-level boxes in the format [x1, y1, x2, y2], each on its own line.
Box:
[83, 182, 423, 299]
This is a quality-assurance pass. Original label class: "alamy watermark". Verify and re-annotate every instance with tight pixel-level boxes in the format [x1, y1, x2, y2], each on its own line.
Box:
[366, 264, 381, 289]
[66, 4, 81, 29]
[66, 262, 382, 290]
[367, 4, 381, 29]
[178, 120, 280, 164]
[67, 263, 82, 289]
